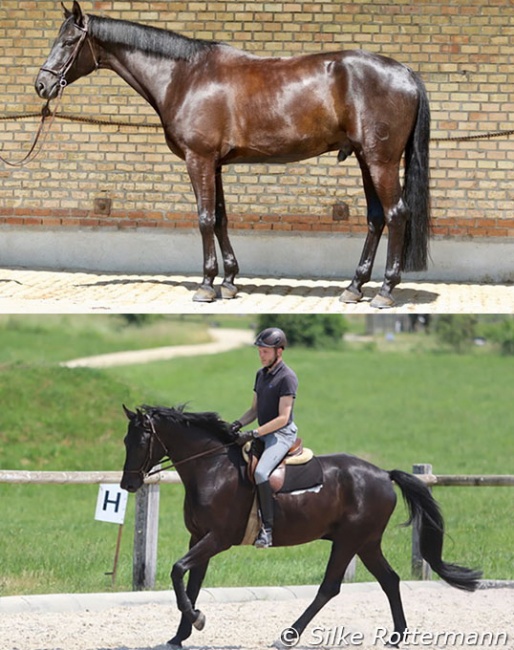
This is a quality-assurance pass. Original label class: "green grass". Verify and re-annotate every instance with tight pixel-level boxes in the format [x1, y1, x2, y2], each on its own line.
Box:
[0, 314, 214, 364]
[0, 316, 512, 596]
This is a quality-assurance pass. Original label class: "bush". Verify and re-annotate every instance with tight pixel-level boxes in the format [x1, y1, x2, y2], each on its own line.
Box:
[483, 317, 514, 356]
[434, 315, 477, 353]
[255, 315, 347, 348]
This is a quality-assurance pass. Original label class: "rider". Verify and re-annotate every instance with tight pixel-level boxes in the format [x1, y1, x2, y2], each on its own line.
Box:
[231, 327, 298, 549]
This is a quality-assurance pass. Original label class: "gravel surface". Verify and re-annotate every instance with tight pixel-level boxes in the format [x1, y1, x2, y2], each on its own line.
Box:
[1, 583, 512, 650]
[0, 267, 513, 313]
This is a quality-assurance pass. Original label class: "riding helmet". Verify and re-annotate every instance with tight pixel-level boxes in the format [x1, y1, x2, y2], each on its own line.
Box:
[254, 327, 287, 349]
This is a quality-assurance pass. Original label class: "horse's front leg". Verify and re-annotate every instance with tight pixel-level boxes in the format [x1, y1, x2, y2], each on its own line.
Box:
[169, 558, 210, 648]
[214, 167, 239, 299]
[186, 154, 219, 302]
[169, 531, 225, 646]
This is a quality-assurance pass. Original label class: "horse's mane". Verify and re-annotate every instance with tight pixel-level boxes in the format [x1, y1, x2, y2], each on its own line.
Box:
[89, 16, 219, 62]
[141, 404, 233, 442]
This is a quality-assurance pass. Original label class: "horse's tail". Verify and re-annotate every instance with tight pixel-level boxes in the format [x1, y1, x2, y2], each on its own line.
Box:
[402, 74, 431, 272]
[389, 469, 482, 591]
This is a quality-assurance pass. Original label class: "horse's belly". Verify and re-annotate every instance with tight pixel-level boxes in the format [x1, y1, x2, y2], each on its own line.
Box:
[221, 141, 342, 165]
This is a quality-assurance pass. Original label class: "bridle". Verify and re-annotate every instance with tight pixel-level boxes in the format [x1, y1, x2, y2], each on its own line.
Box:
[39, 18, 98, 90]
[126, 413, 236, 480]
[0, 18, 97, 168]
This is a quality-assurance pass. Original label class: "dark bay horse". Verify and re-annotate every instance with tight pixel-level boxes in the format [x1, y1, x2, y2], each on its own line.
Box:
[35, 2, 431, 308]
[120, 405, 480, 649]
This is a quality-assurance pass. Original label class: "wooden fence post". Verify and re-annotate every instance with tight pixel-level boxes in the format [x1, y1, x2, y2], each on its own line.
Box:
[133, 481, 160, 590]
[412, 463, 432, 581]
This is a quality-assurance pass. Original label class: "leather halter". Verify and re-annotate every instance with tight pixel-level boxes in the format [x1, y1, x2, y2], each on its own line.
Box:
[0, 18, 98, 167]
[39, 18, 98, 88]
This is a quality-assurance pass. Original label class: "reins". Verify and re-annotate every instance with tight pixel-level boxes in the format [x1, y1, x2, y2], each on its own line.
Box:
[134, 414, 237, 479]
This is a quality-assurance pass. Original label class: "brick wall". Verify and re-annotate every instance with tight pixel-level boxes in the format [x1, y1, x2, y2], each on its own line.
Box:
[1, 1, 513, 239]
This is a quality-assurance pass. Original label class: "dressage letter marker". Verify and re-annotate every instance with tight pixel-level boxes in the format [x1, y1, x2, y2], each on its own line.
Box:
[95, 484, 128, 524]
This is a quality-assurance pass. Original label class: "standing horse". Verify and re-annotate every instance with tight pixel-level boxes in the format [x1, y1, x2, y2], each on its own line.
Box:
[120, 405, 480, 649]
[35, 2, 431, 308]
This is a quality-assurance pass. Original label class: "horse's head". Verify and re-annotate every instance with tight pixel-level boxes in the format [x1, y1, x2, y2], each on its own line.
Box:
[120, 405, 167, 493]
[35, 2, 97, 100]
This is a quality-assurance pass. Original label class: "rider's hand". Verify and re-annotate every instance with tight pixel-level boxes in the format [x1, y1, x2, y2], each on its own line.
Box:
[236, 430, 258, 446]
[230, 420, 243, 435]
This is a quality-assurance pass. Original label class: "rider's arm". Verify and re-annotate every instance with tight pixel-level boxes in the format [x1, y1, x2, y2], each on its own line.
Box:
[236, 392, 258, 427]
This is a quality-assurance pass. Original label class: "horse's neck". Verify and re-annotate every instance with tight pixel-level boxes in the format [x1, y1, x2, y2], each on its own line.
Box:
[90, 20, 183, 111]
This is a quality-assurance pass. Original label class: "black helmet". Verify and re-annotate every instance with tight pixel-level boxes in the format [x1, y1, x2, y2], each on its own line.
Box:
[254, 327, 287, 349]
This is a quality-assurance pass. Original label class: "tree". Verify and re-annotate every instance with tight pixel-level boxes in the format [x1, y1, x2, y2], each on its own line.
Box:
[256, 315, 347, 348]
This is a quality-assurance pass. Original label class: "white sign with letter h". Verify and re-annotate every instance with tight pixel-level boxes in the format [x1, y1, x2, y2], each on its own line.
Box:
[95, 484, 128, 525]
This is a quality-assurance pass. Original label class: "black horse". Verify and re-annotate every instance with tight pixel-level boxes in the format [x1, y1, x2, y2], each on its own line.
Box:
[36, 2, 431, 308]
[120, 405, 481, 649]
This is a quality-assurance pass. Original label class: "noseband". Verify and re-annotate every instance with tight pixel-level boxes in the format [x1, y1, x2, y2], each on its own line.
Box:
[39, 18, 98, 89]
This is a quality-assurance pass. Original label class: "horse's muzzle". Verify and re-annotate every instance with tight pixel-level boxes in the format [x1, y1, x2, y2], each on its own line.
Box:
[34, 70, 60, 101]
[120, 472, 143, 493]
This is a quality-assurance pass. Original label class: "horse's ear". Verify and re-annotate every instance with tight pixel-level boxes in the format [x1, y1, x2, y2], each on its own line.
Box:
[61, 2, 72, 18]
[71, 1, 85, 28]
[123, 404, 136, 421]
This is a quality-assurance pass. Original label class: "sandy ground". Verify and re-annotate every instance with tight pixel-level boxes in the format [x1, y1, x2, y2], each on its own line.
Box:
[0, 267, 513, 313]
[1, 584, 512, 650]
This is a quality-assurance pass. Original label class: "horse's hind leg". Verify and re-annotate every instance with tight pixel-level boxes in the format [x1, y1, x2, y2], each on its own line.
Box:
[367, 163, 408, 309]
[286, 539, 356, 643]
[214, 168, 239, 299]
[358, 540, 407, 646]
[341, 155, 385, 303]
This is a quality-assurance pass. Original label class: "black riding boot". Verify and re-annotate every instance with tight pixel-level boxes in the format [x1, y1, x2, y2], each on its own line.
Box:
[255, 480, 274, 548]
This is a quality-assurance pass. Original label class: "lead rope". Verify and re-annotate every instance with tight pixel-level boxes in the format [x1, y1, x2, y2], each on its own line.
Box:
[0, 85, 65, 168]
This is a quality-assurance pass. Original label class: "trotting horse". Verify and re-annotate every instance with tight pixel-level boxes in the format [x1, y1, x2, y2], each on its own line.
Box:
[120, 405, 480, 649]
[36, 2, 431, 308]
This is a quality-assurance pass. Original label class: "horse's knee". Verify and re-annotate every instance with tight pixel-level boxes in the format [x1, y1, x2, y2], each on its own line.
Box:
[171, 561, 185, 583]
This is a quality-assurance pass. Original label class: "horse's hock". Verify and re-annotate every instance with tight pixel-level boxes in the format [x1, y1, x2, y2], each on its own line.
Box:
[1, 1, 514, 298]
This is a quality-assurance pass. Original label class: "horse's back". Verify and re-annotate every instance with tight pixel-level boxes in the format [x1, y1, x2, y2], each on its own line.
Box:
[273, 452, 396, 546]
[317, 452, 397, 511]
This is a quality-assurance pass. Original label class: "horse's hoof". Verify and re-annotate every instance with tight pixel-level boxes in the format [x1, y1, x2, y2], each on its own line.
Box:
[193, 610, 206, 631]
[192, 286, 217, 302]
[220, 282, 238, 299]
[370, 293, 395, 309]
[167, 638, 182, 649]
[340, 287, 363, 303]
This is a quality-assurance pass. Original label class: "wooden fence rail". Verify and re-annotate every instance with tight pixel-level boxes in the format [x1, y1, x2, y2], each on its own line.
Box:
[1, 467, 512, 589]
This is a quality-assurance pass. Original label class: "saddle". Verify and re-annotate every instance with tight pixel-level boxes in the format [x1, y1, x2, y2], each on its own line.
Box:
[242, 438, 315, 493]
[238, 438, 324, 546]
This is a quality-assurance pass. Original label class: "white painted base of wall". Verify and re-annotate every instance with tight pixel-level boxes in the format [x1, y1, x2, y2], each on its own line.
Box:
[1, 227, 513, 283]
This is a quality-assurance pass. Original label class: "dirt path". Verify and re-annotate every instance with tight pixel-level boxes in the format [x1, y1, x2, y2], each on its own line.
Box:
[62, 328, 255, 368]
[1, 584, 512, 650]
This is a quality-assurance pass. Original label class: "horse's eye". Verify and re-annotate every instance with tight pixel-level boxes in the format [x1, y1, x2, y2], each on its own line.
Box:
[62, 38, 77, 47]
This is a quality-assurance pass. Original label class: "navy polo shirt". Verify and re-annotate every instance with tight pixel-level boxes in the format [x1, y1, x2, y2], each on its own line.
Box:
[253, 361, 298, 426]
